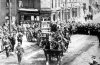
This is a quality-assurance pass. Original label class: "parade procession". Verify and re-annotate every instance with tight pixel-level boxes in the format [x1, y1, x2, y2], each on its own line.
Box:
[0, 0, 100, 65]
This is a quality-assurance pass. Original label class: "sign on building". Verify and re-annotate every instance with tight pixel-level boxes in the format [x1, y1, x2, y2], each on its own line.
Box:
[41, 0, 51, 8]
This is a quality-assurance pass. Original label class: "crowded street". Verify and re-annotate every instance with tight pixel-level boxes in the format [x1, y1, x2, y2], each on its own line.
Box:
[0, 34, 100, 65]
[0, 0, 100, 65]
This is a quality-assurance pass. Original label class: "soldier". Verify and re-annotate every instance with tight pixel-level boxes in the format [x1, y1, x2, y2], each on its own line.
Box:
[15, 42, 24, 65]
[3, 35, 12, 57]
[17, 32, 23, 44]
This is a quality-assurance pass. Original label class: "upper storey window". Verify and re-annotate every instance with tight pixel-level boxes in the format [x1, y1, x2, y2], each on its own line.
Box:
[18, 0, 40, 9]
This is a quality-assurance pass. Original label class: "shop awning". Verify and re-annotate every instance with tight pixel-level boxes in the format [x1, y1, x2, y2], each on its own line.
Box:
[19, 8, 38, 11]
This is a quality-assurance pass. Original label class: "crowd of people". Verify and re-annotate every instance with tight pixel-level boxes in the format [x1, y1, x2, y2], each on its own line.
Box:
[0, 21, 42, 64]
[0, 22, 25, 65]
[84, 13, 93, 21]
[62, 22, 100, 47]
[0, 20, 100, 64]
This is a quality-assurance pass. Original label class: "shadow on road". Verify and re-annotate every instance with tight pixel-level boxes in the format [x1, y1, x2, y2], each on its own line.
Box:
[62, 43, 95, 65]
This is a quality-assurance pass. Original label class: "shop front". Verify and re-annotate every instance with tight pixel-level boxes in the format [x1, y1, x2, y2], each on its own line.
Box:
[17, 8, 41, 32]
[18, 8, 40, 24]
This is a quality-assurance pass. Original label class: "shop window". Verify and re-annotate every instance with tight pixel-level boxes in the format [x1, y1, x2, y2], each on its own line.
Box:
[44, 17, 50, 21]
[31, 16, 34, 21]
[37, 16, 39, 21]
[40, 17, 43, 21]
[48, 17, 51, 21]
[24, 15, 31, 20]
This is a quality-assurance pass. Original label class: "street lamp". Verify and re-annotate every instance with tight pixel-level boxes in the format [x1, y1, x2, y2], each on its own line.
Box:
[9, 0, 12, 34]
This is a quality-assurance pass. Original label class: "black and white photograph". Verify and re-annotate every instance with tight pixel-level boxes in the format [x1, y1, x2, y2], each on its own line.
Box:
[0, 0, 100, 65]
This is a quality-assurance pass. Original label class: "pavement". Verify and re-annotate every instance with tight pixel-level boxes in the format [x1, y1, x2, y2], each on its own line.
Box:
[93, 12, 100, 20]
[61, 35, 100, 65]
[87, 12, 100, 23]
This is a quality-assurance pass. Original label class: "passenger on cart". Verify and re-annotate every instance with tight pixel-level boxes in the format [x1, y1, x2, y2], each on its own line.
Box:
[40, 38, 50, 50]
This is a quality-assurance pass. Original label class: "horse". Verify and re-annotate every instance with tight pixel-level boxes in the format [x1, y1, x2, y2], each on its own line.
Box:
[40, 37, 63, 65]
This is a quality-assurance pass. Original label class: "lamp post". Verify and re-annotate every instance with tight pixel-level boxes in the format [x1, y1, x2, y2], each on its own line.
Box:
[9, 0, 12, 34]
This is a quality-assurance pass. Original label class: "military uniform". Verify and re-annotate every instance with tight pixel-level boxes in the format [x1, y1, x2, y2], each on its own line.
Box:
[17, 32, 23, 44]
[15, 44, 24, 64]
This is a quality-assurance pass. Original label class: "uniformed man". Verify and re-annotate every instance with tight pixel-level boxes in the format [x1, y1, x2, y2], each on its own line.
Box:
[17, 32, 23, 44]
[3, 35, 12, 57]
[15, 42, 24, 65]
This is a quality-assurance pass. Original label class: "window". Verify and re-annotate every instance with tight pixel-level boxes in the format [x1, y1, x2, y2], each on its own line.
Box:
[58, 0, 60, 7]
[44, 17, 50, 21]
[6, 0, 9, 7]
[40, 17, 43, 21]
[83, 3, 86, 10]
[31, 16, 34, 21]
[52, 0, 53, 8]
[19, 0, 23, 8]
[72, 8, 77, 17]
[67, 9, 70, 19]
[55, 0, 57, 7]
[37, 16, 40, 21]
[21, 0, 36, 8]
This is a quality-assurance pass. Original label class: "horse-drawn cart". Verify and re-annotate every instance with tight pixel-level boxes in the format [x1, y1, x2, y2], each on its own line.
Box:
[40, 32, 65, 65]
[44, 49, 63, 65]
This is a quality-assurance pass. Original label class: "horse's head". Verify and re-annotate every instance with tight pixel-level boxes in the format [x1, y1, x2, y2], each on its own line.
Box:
[50, 40, 59, 49]
[39, 38, 46, 48]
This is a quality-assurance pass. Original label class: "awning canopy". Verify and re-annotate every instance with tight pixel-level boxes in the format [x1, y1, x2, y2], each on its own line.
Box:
[18, 8, 38, 11]
[18, 8, 39, 15]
